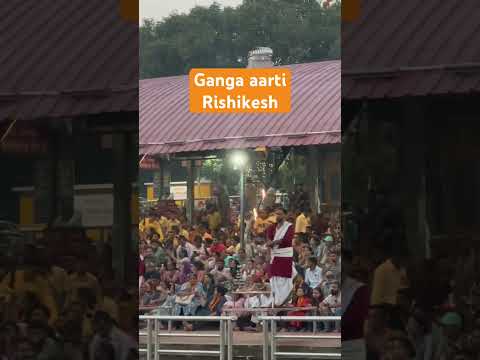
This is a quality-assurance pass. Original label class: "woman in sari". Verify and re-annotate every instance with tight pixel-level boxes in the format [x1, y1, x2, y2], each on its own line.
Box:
[241, 260, 256, 282]
[160, 260, 179, 289]
[192, 261, 206, 283]
[287, 287, 312, 331]
[177, 258, 193, 285]
[147, 281, 176, 330]
[196, 273, 216, 317]
[173, 274, 206, 331]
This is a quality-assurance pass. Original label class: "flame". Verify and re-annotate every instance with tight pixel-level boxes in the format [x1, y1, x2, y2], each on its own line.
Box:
[253, 208, 258, 220]
[261, 189, 266, 199]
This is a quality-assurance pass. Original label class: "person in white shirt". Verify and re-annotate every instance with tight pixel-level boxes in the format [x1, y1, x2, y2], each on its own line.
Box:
[260, 292, 274, 308]
[305, 256, 323, 290]
[89, 311, 137, 360]
[319, 282, 341, 332]
[248, 292, 274, 328]
[321, 282, 341, 313]
[189, 235, 207, 258]
[176, 236, 192, 259]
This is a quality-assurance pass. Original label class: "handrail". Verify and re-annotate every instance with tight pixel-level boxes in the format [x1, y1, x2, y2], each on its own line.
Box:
[140, 314, 341, 360]
[141, 315, 235, 321]
[139, 315, 235, 360]
[259, 315, 341, 360]
[259, 316, 341, 321]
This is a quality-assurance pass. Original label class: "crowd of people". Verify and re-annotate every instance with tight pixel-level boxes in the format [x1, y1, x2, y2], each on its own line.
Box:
[139, 196, 342, 333]
[9, 189, 480, 360]
[342, 220, 480, 360]
[2, 192, 477, 359]
[0, 230, 138, 360]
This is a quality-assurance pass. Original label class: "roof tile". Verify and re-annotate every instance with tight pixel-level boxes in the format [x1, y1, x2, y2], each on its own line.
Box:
[140, 61, 340, 155]
[342, 0, 480, 99]
[0, 0, 138, 121]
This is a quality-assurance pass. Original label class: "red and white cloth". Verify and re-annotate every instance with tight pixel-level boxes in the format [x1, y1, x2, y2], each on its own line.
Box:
[267, 221, 296, 306]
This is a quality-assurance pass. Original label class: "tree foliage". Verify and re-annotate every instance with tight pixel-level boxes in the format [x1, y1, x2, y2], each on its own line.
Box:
[140, 0, 340, 78]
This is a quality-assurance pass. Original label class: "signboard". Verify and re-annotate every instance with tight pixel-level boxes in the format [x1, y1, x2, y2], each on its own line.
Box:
[0, 123, 48, 154]
[169, 181, 213, 201]
[170, 184, 187, 200]
[140, 156, 160, 170]
[74, 194, 113, 227]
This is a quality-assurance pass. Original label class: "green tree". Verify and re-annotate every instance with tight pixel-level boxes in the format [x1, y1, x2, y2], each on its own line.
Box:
[277, 151, 307, 191]
[140, 0, 340, 78]
[199, 159, 239, 193]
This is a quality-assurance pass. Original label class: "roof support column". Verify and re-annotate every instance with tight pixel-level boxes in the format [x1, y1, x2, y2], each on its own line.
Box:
[185, 160, 195, 224]
[112, 132, 132, 282]
[158, 161, 164, 200]
[400, 101, 428, 259]
[55, 129, 75, 224]
[34, 146, 56, 225]
[153, 169, 162, 201]
[159, 158, 171, 200]
[306, 145, 320, 214]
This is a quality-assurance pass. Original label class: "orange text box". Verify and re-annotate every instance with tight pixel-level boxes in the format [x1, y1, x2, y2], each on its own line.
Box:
[189, 68, 291, 113]
[342, 0, 361, 22]
[119, 0, 139, 22]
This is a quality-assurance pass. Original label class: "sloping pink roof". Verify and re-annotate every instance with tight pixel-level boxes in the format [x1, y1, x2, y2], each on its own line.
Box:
[342, 0, 480, 99]
[140, 61, 340, 155]
[0, 0, 138, 122]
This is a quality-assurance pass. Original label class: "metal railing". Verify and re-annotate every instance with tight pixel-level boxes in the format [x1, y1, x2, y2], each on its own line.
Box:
[259, 316, 341, 360]
[139, 315, 235, 360]
[139, 306, 174, 332]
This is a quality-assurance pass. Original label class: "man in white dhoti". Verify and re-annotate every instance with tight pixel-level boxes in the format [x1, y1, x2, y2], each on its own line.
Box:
[266, 208, 297, 306]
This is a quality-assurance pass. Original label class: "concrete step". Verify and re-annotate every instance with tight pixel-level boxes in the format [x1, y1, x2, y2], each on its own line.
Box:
[141, 344, 340, 360]
[139, 330, 341, 359]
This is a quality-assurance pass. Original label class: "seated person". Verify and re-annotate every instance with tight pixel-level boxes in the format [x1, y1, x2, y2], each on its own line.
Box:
[319, 281, 341, 332]
[208, 286, 228, 317]
[223, 294, 254, 331]
[173, 274, 206, 331]
[140, 280, 166, 307]
[285, 288, 312, 332]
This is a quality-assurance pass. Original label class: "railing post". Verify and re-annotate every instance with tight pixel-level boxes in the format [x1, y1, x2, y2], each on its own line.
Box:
[220, 319, 225, 360]
[270, 319, 277, 360]
[224, 317, 228, 345]
[154, 319, 159, 360]
[146, 319, 152, 360]
[167, 307, 172, 333]
[262, 317, 269, 360]
[227, 318, 233, 360]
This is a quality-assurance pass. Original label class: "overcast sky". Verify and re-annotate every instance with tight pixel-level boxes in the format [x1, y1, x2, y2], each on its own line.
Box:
[140, 0, 243, 22]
